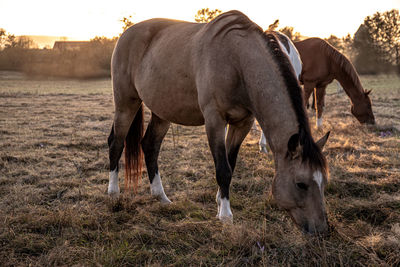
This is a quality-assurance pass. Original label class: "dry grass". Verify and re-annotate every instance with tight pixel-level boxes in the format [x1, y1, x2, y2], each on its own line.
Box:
[0, 72, 399, 266]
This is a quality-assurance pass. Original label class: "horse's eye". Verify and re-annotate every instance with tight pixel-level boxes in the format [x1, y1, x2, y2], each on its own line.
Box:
[296, 182, 308, 191]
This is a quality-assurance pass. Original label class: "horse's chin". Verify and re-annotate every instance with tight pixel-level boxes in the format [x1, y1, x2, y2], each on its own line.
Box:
[287, 208, 329, 236]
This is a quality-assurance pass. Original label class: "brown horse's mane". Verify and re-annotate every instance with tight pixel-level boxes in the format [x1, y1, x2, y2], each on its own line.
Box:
[263, 32, 328, 175]
[320, 39, 364, 93]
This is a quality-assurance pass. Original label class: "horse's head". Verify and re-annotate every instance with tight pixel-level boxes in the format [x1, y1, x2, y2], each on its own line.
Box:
[272, 131, 330, 235]
[351, 90, 375, 125]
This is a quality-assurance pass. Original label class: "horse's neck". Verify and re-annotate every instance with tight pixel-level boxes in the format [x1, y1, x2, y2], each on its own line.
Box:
[332, 59, 365, 105]
[246, 70, 299, 155]
[239, 33, 300, 156]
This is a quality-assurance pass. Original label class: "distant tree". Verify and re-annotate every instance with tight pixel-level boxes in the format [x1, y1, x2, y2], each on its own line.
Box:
[341, 33, 356, 60]
[325, 35, 344, 52]
[353, 24, 387, 74]
[363, 9, 400, 69]
[5, 34, 17, 48]
[353, 9, 400, 74]
[90, 36, 118, 45]
[15, 36, 36, 49]
[268, 19, 280, 31]
[195, 8, 222, 23]
[121, 15, 134, 32]
[279, 26, 302, 42]
[0, 28, 7, 50]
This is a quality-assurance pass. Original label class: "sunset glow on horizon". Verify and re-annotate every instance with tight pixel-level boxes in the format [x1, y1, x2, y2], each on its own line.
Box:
[1, 0, 399, 41]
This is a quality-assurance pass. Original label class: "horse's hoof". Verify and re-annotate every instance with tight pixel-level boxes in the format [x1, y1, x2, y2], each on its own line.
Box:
[107, 186, 120, 197]
[153, 192, 172, 204]
[160, 196, 172, 204]
[108, 192, 120, 199]
[218, 215, 233, 224]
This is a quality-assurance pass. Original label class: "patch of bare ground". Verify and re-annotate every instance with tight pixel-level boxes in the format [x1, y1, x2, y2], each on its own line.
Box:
[0, 74, 399, 265]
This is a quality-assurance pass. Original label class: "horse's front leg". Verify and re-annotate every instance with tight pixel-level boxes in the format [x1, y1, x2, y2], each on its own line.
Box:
[303, 82, 314, 110]
[315, 85, 327, 128]
[203, 108, 233, 223]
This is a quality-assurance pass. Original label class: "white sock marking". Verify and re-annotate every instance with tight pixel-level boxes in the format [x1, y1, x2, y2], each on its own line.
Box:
[218, 197, 233, 223]
[259, 132, 268, 153]
[151, 172, 171, 204]
[316, 118, 323, 128]
[216, 189, 221, 217]
[108, 169, 120, 195]
[313, 171, 323, 192]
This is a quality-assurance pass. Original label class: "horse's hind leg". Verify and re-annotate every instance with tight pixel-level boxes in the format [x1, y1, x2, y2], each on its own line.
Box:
[108, 75, 142, 195]
[141, 113, 171, 203]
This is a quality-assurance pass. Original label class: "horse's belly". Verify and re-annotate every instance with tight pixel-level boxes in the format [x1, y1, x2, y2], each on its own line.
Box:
[146, 98, 205, 126]
[138, 84, 205, 126]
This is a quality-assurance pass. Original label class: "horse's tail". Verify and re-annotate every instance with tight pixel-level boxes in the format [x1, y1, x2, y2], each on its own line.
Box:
[124, 105, 144, 193]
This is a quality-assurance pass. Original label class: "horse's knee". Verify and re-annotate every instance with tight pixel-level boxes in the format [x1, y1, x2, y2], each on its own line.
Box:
[108, 125, 114, 148]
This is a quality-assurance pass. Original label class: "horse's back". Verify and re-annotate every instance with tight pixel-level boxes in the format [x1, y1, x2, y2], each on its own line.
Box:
[112, 18, 206, 125]
[295, 38, 333, 84]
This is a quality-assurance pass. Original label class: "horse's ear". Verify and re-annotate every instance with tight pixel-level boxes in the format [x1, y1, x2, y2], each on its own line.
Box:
[316, 131, 330, 150]
[287, 133, 302, 159]
[365, 89, 372, 95]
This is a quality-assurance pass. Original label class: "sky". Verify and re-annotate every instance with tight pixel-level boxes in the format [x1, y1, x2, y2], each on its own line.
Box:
[1, 0, 399, 41]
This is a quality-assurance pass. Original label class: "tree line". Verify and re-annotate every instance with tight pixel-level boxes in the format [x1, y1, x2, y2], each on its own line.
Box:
[194, 8, 400, 74]
[0, 8, 399, 78]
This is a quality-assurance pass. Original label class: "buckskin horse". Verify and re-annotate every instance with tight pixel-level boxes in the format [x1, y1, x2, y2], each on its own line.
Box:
[107, 11, 330, 234]
[296, 37, 375, 127]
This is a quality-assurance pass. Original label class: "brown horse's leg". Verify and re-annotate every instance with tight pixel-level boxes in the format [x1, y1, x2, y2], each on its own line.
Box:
[141, 113, 171, 203]
[315, 85, 327, 128]
[203, 108, 233, 222]
[303, 82, 314, 110]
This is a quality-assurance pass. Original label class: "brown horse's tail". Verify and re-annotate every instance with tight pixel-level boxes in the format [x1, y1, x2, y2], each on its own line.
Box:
[124, 105, 144, 193]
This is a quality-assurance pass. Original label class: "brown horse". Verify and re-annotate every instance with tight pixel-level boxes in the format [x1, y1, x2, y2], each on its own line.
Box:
[107, 11, 330, 234]
[295, 38, 375, 127]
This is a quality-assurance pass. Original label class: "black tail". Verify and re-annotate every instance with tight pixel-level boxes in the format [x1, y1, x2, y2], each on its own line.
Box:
[124, 105, 144, 193]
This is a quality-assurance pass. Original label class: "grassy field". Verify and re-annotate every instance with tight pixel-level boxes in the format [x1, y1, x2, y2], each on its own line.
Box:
[0, 71, 399, 266]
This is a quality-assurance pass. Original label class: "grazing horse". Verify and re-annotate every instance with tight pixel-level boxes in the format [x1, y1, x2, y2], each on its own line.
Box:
[295, 38, 375, 127]
[107, 11, 330, 234]
[258, 31, 302, 153]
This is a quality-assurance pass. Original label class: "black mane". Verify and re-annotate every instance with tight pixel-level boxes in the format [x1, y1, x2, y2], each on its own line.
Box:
[263, 32, 328, 174]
